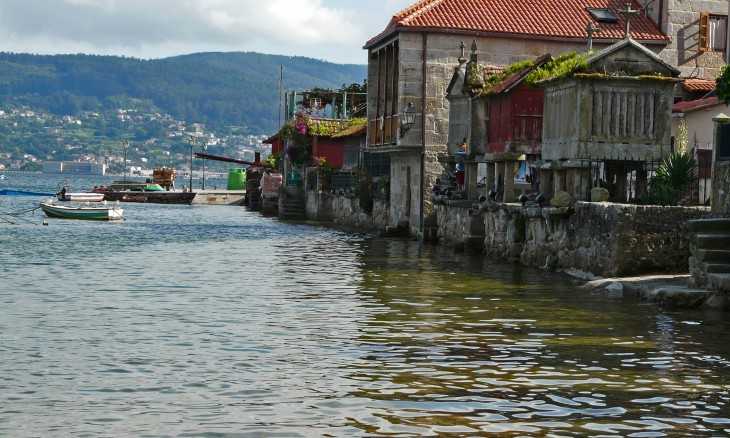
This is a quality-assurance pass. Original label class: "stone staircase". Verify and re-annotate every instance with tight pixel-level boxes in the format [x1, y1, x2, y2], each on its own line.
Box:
[278, 187, 306, 220]
[689, 218, 730, 292]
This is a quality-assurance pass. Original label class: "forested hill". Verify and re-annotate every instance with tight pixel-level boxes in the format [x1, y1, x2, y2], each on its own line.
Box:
[0, 52, 367, 133]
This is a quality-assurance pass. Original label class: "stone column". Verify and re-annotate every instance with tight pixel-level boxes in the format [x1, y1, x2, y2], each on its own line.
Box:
[494, 161, 504, 201]
[484, 162, 494, 193]
[503, 161, 517, 203]
[539, 167, 554, 200]
[465, 161, 478, 200]
[712, 113, 730, 214]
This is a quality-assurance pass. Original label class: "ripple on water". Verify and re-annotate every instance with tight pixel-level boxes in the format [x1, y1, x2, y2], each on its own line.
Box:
[1, 174, 730, 435]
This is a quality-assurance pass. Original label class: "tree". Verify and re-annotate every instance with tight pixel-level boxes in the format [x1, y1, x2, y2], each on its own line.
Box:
[717, 65, 730, 104]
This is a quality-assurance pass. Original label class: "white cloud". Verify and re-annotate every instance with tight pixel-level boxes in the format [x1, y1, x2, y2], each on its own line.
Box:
[0, 0, 413, 63]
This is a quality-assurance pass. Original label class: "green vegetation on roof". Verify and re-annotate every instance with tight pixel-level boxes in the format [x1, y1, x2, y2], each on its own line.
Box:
[278, 116, 366, 140]
[479, 59, 536, 95]
[524, 52, 590, 85]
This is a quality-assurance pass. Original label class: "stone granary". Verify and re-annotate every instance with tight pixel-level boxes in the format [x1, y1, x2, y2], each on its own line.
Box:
[537, 37, 680, 203]
[483, 55, 552, 203]
[364, 0, 669, 236]
[445, 46, 553, 203]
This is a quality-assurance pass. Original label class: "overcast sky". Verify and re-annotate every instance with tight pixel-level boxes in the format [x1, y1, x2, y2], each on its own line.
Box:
[0, 0, 414, 64]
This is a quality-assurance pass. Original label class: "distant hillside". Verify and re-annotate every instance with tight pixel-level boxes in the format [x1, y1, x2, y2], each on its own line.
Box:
[0, 52, 367, 134]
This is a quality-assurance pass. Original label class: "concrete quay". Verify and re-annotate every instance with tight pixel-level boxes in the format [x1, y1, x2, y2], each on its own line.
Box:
[192, 190, 246, 205]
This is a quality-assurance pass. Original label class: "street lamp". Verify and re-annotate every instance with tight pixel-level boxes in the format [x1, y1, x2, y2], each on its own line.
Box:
[400, 102, 417, 135]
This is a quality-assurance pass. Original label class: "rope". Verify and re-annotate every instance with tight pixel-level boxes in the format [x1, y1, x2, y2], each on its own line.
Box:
[0, 206, 41, 225]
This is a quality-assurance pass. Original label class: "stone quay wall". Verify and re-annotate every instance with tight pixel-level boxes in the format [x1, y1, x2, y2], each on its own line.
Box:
[435, 201, 709, 277]
[328, 195, 390, 232]
[712, 161, 730, 215]
[305, 190, 334, 222]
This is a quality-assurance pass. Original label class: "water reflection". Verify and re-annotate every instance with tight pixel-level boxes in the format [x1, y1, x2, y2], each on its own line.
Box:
[347, 240, 730, 436]
[0, 178, 729, 436]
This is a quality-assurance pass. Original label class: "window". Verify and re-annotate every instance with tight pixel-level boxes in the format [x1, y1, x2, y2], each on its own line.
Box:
[368, 41, 400, 146]
[587, 8, 618, 23]
[700, 13, 728, 52]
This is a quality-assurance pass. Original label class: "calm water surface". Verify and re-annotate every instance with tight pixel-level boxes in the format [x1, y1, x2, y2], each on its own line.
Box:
[1, 173, 730, 436]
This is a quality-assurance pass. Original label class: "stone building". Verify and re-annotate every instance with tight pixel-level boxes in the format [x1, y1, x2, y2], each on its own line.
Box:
[539, 38, 680, 202]
[445, 50, 553, 202]
[640, 0, 729, 79]
[364, 0, 669, 236]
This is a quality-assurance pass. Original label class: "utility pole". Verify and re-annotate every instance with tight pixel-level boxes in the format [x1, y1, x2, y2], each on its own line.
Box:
[278, 65, 284, 128]
[189, 136, 193, 193]
[122, 140, 129, 183]
[202, 138, 207, 190]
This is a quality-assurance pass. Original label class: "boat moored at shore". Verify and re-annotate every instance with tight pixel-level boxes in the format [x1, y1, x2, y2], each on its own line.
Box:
[94, 181, 196, 205]
[40, 201, 123, 221]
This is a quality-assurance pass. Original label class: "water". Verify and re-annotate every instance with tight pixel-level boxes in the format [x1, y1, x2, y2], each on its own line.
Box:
[1, 173, 730, 436]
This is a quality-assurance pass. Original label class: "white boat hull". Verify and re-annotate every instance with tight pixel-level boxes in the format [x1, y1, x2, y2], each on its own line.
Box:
[40, 202, 123, 221]
[58, 193, 105, 202]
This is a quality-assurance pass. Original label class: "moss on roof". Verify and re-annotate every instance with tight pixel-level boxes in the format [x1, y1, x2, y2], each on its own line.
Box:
[276, 116, 366, 140]
[524, 52, 590, 85]
[331, 118, 367, 138]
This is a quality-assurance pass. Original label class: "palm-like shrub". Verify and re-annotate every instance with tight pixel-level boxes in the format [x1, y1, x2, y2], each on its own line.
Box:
[647, 151, 696, 205]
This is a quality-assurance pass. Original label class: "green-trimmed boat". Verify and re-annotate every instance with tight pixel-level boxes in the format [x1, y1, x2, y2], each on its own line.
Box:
[40, 201, 124, 221]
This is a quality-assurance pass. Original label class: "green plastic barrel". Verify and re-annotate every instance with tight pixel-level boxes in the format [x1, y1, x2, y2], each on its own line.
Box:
[227, 169, 247, 190]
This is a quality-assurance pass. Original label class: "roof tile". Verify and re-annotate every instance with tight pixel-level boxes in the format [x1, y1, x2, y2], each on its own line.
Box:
[673, 96, 722, 114]
[366, 0, 668, 48]
[682, 79, 716, 93]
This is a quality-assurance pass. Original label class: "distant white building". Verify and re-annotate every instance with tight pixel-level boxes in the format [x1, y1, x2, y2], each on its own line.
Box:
[43, 161, 107, 176]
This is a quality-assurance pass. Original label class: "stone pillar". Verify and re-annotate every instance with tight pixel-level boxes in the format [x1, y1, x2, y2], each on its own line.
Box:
[465, 161, 478, 200]
[495, 162, 504, 201]
[503, 161, 517, 203]
[712, 114, 730, 214]
[483, 162, 494, 193]
[539, 167, 554, 200]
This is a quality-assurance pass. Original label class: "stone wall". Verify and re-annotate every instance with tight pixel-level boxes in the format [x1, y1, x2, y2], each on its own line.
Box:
[712, 161, 730, 214]
[329, 195, 390, 232]
[305, 190, 334, 222]
[389, 151, 422, 234]
[435, 201, 709, 277]
[435, 201, 487, 251]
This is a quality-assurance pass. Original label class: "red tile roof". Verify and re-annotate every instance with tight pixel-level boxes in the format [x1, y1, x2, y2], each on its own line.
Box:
[682, 79, 716, 93]
[366, 0, 669, 48]
[673, 96, 723, 114]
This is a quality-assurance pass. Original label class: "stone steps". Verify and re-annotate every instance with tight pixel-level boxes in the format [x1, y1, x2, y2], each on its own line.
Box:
[692, 234, 730, 250]
[706, 274, 730, 292]
[688, 219, 730, 292]
[693, 249, 730, 263]
[279, 197, 306, 220]
[705, 264, 730, 274]
[688, 219, 730, 234]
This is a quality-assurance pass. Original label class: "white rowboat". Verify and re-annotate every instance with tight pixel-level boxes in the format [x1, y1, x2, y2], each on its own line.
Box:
[40, 201, 123, 221]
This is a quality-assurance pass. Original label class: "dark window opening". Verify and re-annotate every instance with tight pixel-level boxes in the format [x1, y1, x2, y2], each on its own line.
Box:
[587, 8, 619, 23]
